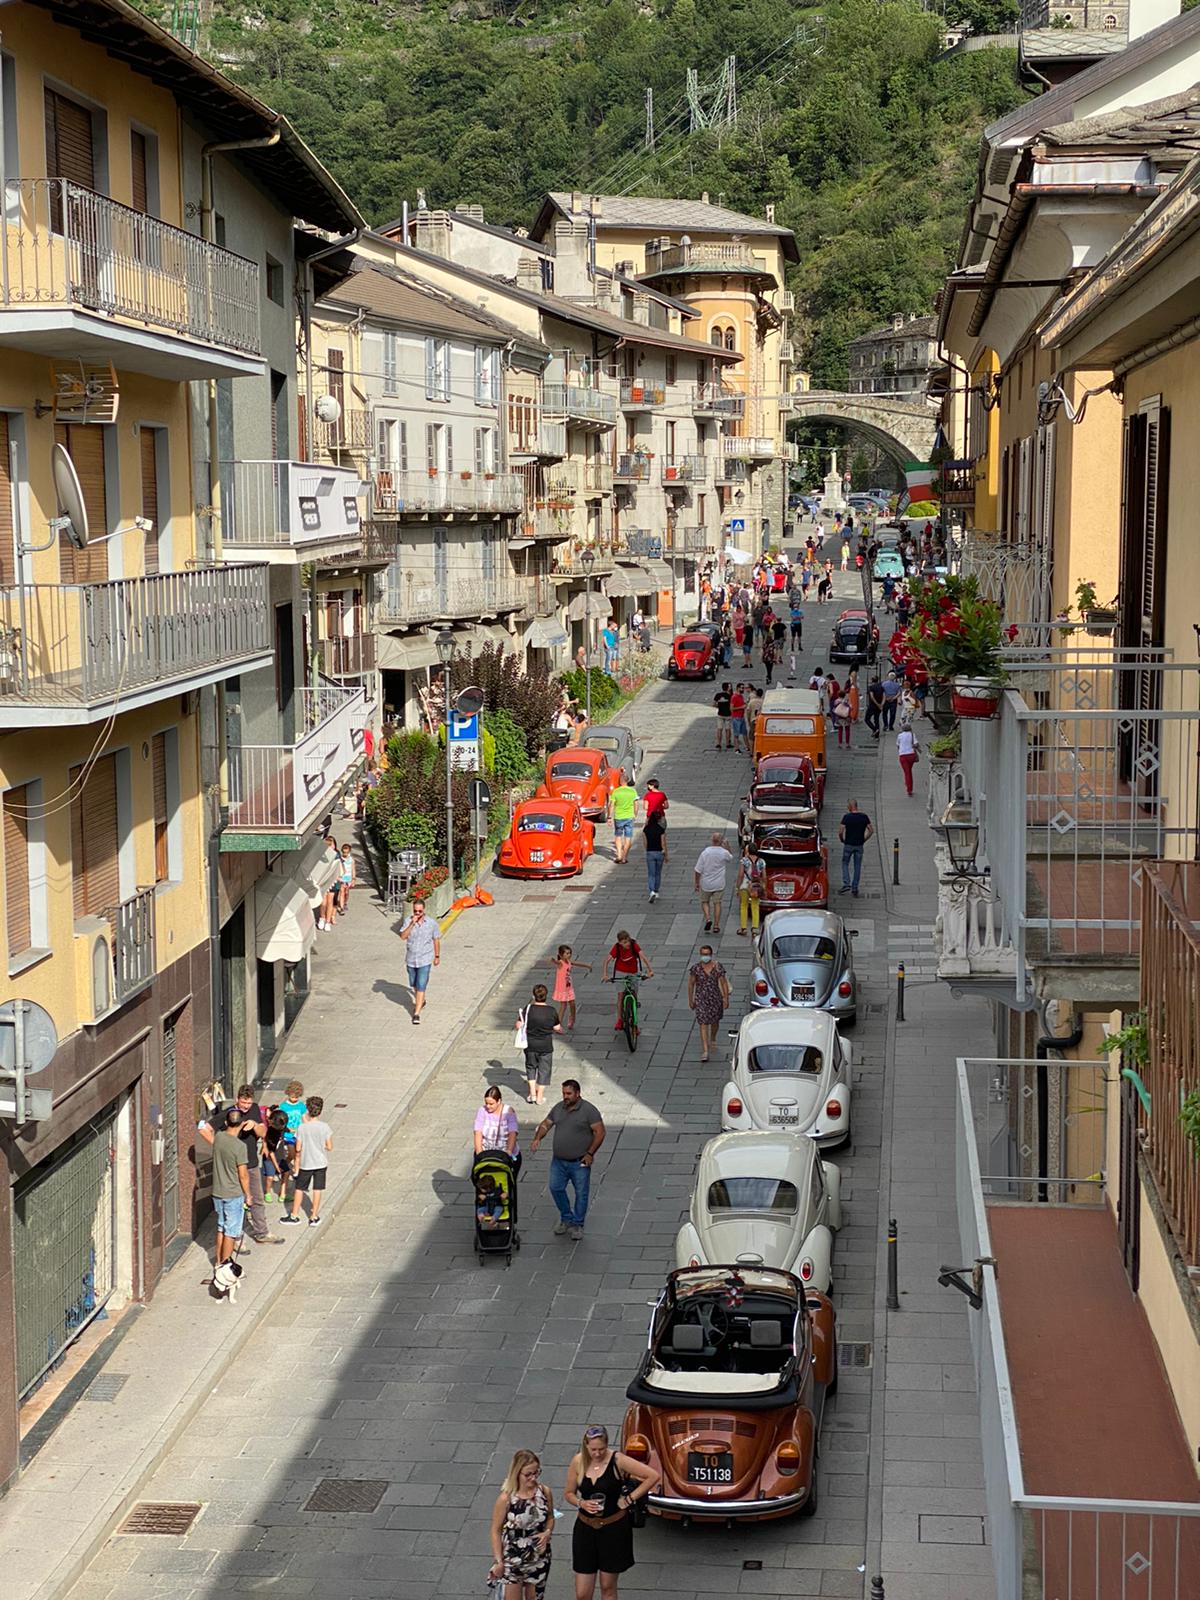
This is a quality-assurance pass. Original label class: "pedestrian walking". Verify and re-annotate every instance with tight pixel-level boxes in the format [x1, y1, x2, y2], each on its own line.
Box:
[530, 1080, 606, 1241]
[712, 681, 733, 749]
[897, 724, 920, 795]
[865, 674, 885, 738]
[832, 691, 852, 746]
[762, 636, 777, 686]
[607, 776, 638, 863]
[283, 1096, 332, 1226]
[736, 843, 764, 937]
[643, 804, 668, 901]
[729, 684, 748, 753]
[490, 1450, 555, 1600]
[549, 944, 590, 1031]
[640, 777, 668, 822]
[518, 983, 563, 1105]
[601, 619, 619, 674]
[400, 897, 441, 1024]
[881, 672, 901, 731]
[847, 669, 861, 725]
[206, 1107, 252, 1274]
[838, 800, 874, 897]
[840, 539, 850, 571]
[565, 1426, 656, 1600]
[688, 944, 731, 1061]
[693, 832, 733, 934]
[317, 835, 339, 931]
[474, 1086, 521, 1172]
[789, 597, 804, 648]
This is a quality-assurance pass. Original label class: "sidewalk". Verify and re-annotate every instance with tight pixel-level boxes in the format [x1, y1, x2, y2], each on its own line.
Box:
[0, 792, 575, 1600]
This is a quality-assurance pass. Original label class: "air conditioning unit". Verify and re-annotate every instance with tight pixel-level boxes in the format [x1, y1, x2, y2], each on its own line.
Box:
[74, 918, 114, 1024]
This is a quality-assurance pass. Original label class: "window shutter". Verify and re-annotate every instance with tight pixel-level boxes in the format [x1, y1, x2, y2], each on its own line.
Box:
[398, 422, 408, 473]
[425, 338, 438, 401]
[474, 427, 485, 477]
[70, 753, 119, 920]
[0, 414, 15, 586]
[130, 130, 148, 214]
[140, 428, 160, 575]
[383, 332, 398, 395]
[4, 785, 31, 956]
[426, 423, 436, 473]
[55, 422, 108, 583]
[377, 419, 388, 469]
[45, 89, 95, 190]
[1141, 403, 1169, 646]
[474, 347, 484, 404]
[152, 733, 169, 884]
[445, 428, 453, 475]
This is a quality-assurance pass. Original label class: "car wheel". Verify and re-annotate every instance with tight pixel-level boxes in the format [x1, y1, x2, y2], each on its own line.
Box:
[800, 1461, 819, 1517]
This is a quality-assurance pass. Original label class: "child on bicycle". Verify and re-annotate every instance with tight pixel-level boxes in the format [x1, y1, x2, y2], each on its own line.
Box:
[602, 930, 655, 1031]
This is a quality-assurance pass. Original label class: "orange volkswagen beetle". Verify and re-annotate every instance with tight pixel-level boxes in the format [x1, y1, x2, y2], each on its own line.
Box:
[494, 797, 595, 879]
[536, 747, 618, 821]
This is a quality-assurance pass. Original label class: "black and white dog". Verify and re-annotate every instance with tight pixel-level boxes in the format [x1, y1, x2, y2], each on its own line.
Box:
[211, 1257, 243, 1303]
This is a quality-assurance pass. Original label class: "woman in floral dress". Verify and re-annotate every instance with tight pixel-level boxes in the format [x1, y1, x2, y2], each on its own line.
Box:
[489, 1449, 554, 1599]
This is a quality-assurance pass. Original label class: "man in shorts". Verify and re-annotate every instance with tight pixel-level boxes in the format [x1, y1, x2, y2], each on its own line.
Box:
[208, 1108, 252, 1272]
[400, 897, 441, 1025]
[712, 681, 733, 749]
[607, 777, 638, 863]
[283, 1096, 333, 1227]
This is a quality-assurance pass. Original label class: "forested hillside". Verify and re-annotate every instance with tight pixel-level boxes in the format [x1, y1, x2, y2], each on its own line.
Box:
[189, 0, 1027, 386]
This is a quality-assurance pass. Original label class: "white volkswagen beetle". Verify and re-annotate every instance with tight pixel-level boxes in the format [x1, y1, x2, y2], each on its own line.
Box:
[720, 1008, 852, 1148]
[675, 1131, 843, 1292]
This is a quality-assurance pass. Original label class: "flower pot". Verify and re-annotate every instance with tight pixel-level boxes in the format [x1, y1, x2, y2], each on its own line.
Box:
[630, 386, 645, 402]
[1083, 608, 1119, 637]
[951, 675, 1001, 720]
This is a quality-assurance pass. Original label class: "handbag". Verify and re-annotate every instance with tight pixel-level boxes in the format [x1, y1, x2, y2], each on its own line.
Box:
[514, 1007, 528, 1051]
[621, 1480, 647, 1528]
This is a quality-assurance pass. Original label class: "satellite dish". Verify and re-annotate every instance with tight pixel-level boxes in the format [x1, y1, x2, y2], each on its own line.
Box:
[454, 686, 485, 718]
[52, 443, 89, 549]
[315, 394, 342, 424]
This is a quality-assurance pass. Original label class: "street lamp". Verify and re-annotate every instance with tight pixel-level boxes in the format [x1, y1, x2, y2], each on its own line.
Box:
[935, 800, 981, 876]
[581, 545, 596, 723]
[436, 628, 456, 884]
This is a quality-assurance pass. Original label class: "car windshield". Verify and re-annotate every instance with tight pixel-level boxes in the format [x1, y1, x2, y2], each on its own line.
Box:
[586, 737, 620, 752]
[708, 1178, 798, 1213]
[771, 936, 836, 963]
[550, 762, 593, 779]
[747, 1044, 824, 1075]
[761, 716, 817, 735]
[516, 813, 565, 833]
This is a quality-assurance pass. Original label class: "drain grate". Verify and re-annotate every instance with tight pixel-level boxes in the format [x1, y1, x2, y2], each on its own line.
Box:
[562, 885, 594, 893]
[839, 1341, 874, 1368]
[84, 1373, 129, 1403]
[305, 1479, 388, 1514]
[119, 1503, 203, 1536]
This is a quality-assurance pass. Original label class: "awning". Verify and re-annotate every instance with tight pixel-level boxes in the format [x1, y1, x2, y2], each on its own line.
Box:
[604, 565, 652, 598]
[377, 631, 440, 671]
[295, 836, 339, 908]
[527, 617, 569, 649]
[643, 560, 674, 587]
[255, 871, 316, 964]
[478, 623, 514, 651]
[507, 538, 534, 550]
[567, 591, 611, 621]
[724, 544, 755, 563]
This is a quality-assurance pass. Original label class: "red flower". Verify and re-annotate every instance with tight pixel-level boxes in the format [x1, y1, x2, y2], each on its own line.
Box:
[1005, 624, 1019, 642]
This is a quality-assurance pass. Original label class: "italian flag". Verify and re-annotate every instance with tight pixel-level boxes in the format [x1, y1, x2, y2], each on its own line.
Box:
[904, 461, 937, 501]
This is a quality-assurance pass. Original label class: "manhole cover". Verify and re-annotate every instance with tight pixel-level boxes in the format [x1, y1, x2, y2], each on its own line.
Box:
[119, 1503, 203, 1536]
[84, 1373, 129, 1403]
[840, 1341, 873, 1368]
[742, 1560, 763, 1570]
[305, 1479, 388, 1514]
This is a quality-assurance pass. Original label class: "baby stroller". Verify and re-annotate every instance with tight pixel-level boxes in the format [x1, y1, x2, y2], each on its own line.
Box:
[471, 1148, 520, 1267]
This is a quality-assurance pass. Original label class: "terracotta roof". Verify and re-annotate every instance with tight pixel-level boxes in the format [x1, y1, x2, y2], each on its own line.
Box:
[324, 264, 545, 352]
[532, 193, 800, 262]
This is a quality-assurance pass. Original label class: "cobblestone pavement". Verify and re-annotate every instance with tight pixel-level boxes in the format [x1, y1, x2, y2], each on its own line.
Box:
[62, 565, 995, 1600]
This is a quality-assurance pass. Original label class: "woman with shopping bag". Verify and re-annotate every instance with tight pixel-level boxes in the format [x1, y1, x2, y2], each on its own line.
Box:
[517, 984, 562, 1106]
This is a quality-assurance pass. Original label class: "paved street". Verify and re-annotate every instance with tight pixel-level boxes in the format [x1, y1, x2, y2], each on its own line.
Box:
[58, 558, 996, 1600]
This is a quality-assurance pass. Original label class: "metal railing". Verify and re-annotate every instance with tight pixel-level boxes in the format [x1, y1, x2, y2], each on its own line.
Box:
[625, 530, 662, 558]
[619, 379, 666, 409]
[722, 435, 775, 460]
[312, 408, 371, 455]
[550, 545, 615, 576]
[371, 469, 524, 516]
[515, 511, 571, 543]
[692, 384, 745, 418]
[0, 566, 271, 710]
[542, 383, 617, 426]
[956, 1057, 1200, 1599]
[320, 634, 376, 679]
[937, 461, 977, 505]
[958, 652, 1200, 989]
[584, 461, 613, 496]
[546, 463, 580, 500]
[661, 455, 707, 485]
[377, 573, 528, 625]
[615, 453, 653, 482]
[227, 682, 370, 833]
[110, 886, 155, 1005]
[507, 418, 567, 460]
[666, 525, 710, 553]
[644, 239, 766, 276]
[955, 530, 1052, 636]
[1, 178, 261, 354]
[718, 457, 749, 483]
[1140, 861, 1200, 1267]
[220, 460, 363, 549]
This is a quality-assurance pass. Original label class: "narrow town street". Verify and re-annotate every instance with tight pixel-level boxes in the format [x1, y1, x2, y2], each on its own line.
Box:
[56, 554, 996, 1600]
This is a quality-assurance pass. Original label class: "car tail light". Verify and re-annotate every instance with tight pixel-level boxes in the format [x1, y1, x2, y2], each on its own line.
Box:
[754, 979, 769, 998]
[825, 1098, 843, 1120]
[625, 1434, 651, 1463]
[726, 1097, 743, 1119]
[776, 1442, 801, 1475]
[799, 1258, 814, 1283]
[838, 981, 852, 997]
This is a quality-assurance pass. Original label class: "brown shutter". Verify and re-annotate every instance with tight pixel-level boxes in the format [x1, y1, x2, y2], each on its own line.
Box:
[70, 753, 120, 920]
[45, 89, 96, 190]
[140, 428, 160, 575]
[130, 130, 148, 214]
[4, 785, 31, 956]
[0, 414, 14, 586]
[152, 733, 169, 883]
[55, 422, 108, 583]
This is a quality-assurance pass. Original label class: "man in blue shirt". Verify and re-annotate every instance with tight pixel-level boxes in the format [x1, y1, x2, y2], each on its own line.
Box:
[601, 621, 619, 674]
[789, 599, 804, 648]
[881, 673, 901, 731]
[838, 801, 874, 897]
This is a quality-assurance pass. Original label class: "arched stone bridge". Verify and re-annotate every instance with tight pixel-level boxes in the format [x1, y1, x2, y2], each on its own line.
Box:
[788, 391, 940, 464]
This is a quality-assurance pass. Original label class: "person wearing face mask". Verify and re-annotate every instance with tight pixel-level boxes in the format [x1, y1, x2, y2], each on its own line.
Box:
[688, 944, 731, 1062]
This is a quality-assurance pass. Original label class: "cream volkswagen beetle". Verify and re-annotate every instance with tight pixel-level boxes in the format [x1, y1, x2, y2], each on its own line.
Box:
[720, 1008, 852, 1149]
[675, 1132, 842, 1293]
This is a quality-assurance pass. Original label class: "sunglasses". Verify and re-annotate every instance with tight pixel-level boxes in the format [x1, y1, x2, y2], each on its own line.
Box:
[585, 1427, 606, 1439]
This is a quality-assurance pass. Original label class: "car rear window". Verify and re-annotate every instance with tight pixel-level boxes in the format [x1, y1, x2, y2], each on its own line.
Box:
[708, 1178, 798, 1213]
[679, 635, 708, 648]
[550, 761, 593, 779]
[747, 1044, 824, 1075]
[517, 813, 565, 833]
[771, 936, 836, 963]
[762, 716, 817, 735]
[586, 737, 620, 753]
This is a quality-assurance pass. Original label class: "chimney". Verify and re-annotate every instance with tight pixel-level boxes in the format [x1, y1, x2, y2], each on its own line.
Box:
[701, 191, 710, 205]
[589, 195, 603, 218]
[892, 312, 904, 332]
[570, 190, 583, 216]
[454, 202, 485, 222]
[415, 210, 452, 260]
[631, 292, 650, 326]
[765, 203, 776, 223]
[516, 256, 541, 291]
[554, 220, 591, 297]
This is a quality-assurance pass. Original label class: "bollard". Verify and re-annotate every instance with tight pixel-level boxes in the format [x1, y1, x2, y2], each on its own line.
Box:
[892, 836, 900, 885]
[886, 1219, 900, 1311]
[896, 961, 906, 1022]
[871, 1579, 886, 1600]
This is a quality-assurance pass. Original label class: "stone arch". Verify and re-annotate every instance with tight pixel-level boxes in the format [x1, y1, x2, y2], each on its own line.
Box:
[787, 391, 939, 467]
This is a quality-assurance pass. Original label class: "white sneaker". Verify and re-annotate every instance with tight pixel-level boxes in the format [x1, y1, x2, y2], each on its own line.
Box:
[649, 891, 657, 902]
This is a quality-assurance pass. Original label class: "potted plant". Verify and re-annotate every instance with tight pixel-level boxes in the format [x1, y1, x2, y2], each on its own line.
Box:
[1075, 580, 1119, 637]
[903, 578, 1008, 720]
[928, 728, 961, 761]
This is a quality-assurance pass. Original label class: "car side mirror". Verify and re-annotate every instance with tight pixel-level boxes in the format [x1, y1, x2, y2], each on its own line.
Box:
[849, 929, 859, 938]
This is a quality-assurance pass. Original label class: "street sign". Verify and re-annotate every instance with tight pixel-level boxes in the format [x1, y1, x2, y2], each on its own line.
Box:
[0, 999, 57, 1074]
[449, 711, 479, 741]
[448, 710, 480, 774]
[468, 777, 492, 810]
[730, 517, 746, 535]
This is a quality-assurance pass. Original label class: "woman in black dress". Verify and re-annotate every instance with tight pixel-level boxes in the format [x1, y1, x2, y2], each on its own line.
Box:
[565, 1425, 656, 1600]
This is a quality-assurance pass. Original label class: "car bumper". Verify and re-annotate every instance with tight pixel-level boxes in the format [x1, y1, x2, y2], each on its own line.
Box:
[750, 992, 855, 1021]
[648, 1490, 808, 1519]
[493, 859, 580, 880]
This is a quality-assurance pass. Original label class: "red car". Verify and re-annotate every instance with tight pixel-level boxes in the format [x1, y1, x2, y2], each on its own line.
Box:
[536, 747, 618, 821]
[494, 798, 595, 879]
[751, 818, 829, 912]
[738, 755, 820, 845]
[668, 630, 717, 680]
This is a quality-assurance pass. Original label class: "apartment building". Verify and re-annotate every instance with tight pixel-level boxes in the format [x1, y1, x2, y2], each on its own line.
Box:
[847, 313, 942, 399]
[0, 0, 362, 1489]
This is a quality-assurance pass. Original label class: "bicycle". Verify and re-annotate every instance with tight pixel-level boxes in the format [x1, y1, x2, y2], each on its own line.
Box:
[608, 972, 649, 1052]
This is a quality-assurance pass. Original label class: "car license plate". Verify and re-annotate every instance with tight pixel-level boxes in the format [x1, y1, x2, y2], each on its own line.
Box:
[775, 882, 796, 898]
[687, 1451, 733, 1485]
[791, 984, 816, 1002]
[531, 851, 546, 862]
[769, 1109, 800, 1126]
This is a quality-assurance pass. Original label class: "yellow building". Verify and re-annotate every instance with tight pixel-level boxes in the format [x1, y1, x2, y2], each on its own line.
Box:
[0, 0, 359, 1490]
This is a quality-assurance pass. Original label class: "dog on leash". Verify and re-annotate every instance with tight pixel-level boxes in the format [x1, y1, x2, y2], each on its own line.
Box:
[211, 1256, 243, 1303]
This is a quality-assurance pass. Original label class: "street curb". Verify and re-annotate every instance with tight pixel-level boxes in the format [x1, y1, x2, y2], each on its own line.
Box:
[31, 906, 543, 1600]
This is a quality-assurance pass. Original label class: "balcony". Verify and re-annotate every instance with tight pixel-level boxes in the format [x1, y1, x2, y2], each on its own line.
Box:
[377, 573, 528, 625]
[0, 566, 272, 726]
[111, 886, 156, 1006]
[225, 682, 373, 845]
[692, 384, 745, 419]
[0, 179, 261, 378]
[542, 382, 617, 428]
[661, 455, 707, 487]
[314, 520, 397, 572]
[937, 459, 977, 507]
[665, 525, 710, 555]
[718, 457, 749, 483]
[619, 379, 666, 411]
[506, 387, 567, 462]
[371, 469, 524, 518]
[624, 529, 663, 559]
[550, 544, 615, 578]
[955, 1055, 1200, 1600]
[545, 463, 580, 502]
[955, 651, 1200, 1002]
[614, 453, 653, 483]
[722, 435, 775, 461]
[312, 408, 370, 458]
[584, 461, 613, 497]
[319, 633, 377, 680]
[779, 340, 795, 362]
[513, 510, 570, 543]
[220, 460, 364, 562]
[642, 238, 773, 284]
[779, 290, 795, 313]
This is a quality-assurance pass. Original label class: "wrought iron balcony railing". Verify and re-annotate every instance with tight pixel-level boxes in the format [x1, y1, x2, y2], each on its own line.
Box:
[615, 453, 653, 482]
[110, 886, 156, 1005]
[625, 530, 663, 559]
[542, 383, 617, 427]
[319, 633, 377, 679]
[661, 455, 707, 486]
[377, 574, 528, 625]
[692, 385, 745, 419]
[372, 470, 525, 517]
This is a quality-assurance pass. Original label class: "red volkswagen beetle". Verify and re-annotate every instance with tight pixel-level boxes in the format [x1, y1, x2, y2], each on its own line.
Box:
[668, 631, 717, 680]
[494, 798, 595, 879]
[536, 747, 618, 821]
[751, 819, 829, 912]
